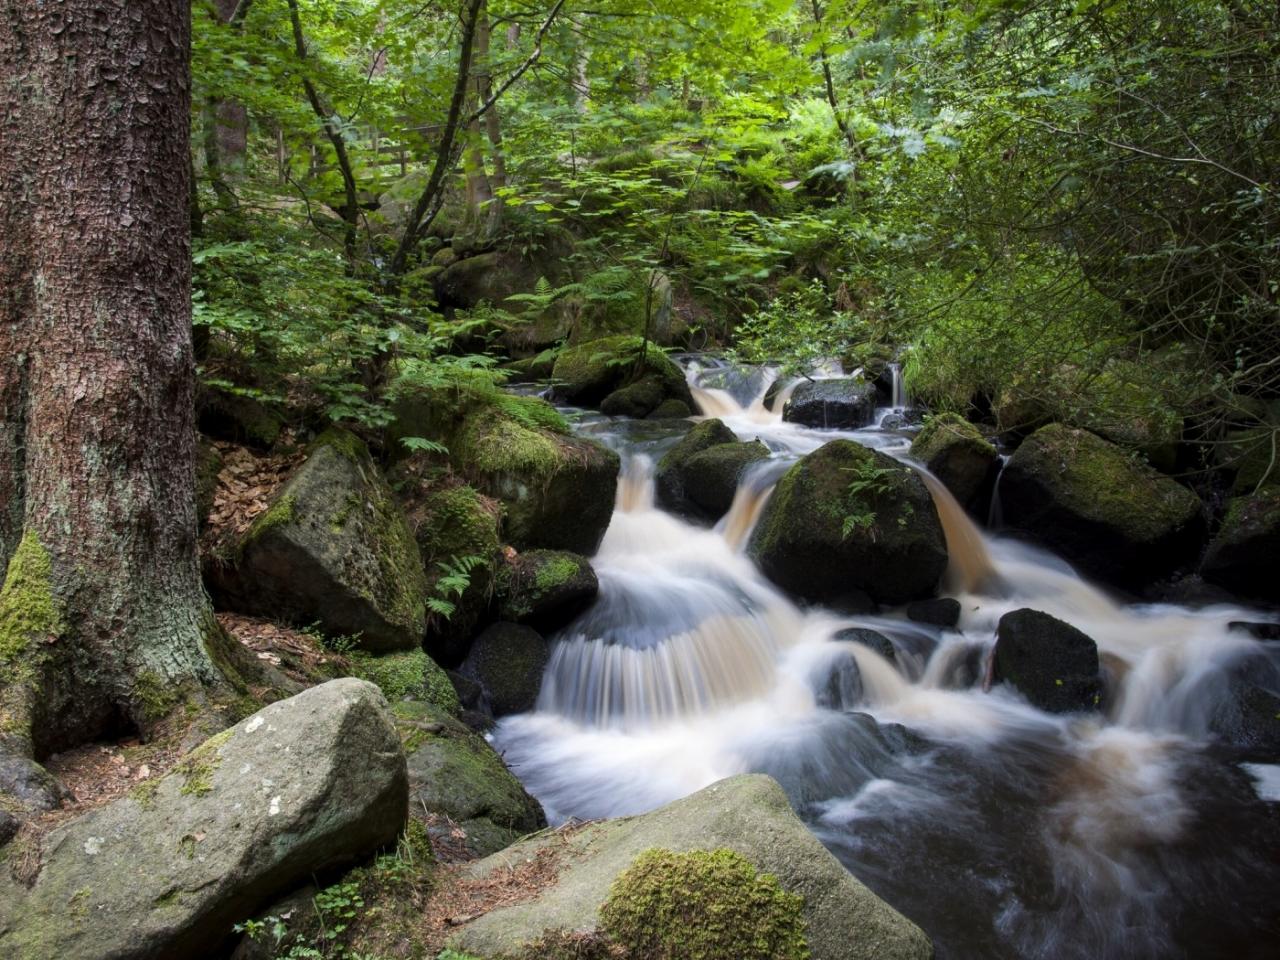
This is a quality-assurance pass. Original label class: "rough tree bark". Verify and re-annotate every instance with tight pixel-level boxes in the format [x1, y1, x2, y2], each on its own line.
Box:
[0, 0, 247, 809]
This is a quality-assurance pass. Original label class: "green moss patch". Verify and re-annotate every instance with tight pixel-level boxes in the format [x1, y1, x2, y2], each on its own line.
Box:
[0, 530, 63, 674]
[598, 848, 809, 960]
[349, 648, 460, 713]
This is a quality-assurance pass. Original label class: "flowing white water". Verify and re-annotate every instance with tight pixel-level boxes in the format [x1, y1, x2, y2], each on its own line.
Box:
[494, 361, 1280, 960]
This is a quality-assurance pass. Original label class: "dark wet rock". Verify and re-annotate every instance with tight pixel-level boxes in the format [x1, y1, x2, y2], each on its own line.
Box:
[1228, 621, 1280, 642]
[551, 335, 693, 412]
[783, 377, 878, 429]
[1208, 652, 1280, 763]
[446, 669, 485, 712]
[647, 398, 694, 419]
[749, 440, 948, 606]
[396, 700, 545, 858]
[909, 413, 999, 513]
[0, 679, 407, 960]
[1201, 488, 1280, 604]
[1000, 424, 1204, 590]
[600, 376, 667, 418]
[196, 385, 284, 449]
[834, 627, 897, 663]
[906, 597, 962, 629]
[813, 649, 864, 710]
[655, 418, 738, 519]
[1145, 574, 1238, 608]
[677, 441, 771, 522]
[496, 549, 599, 632]
[447, 774, 933, 960]
[994, 608, 1102, 713]
[460, 622, 550, 717]
[208, 429, 428, 653]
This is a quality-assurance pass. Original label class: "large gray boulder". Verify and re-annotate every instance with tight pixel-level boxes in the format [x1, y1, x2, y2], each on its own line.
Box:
[446, 774, 932, 960]
[0, 679, 408, 960]
[397, 701, 546, 858]
[783, 377, 878, 429]
[749, 440, 948, 606]
[209, 429, 429, 652]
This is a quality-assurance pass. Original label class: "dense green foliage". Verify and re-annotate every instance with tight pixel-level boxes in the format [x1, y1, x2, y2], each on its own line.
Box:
[193, 0, 1278, 484]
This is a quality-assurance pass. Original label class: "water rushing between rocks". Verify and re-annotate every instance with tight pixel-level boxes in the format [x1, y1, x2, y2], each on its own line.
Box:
[495, 359, 1280, 960]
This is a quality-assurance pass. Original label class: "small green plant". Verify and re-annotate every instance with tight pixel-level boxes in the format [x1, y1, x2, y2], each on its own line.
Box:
[425, 554, 486, 620]
[839, 460, 899, 541]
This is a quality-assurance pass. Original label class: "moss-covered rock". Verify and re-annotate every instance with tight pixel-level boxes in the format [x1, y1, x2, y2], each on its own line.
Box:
[1000, 424, 1204, 589]
[348, 648, 460, 713]
[598, 848, 808, 960]
[0, 680, 407, 960]
[502, 351, 558, 384]
[782, 377, 878, 429]
[551, 335, 694, 412]
[413, 484, 502, 665]
[600, 377, 666, 419]
[909, 413, 998, 513]
[396, 700, 546, 858]
[994, 608, 1102, 713]
[749, 440, 948, 606]
[459, 622, 550, 717]
[647, 398, 694, 420]
[654, 418, 738, 520]
[496, 550, 598, 632]
[208, 429, 429, 652]
[446, 774, 932, 960]
[677, 441, 771, 523]
[1200, 488, 1280, 603]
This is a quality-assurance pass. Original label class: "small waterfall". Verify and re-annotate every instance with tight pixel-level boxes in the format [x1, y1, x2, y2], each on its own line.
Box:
[715, 459, 790, 550]
[915, 467, 1000, 595]
[689, 385, 742, 418]
[617, 454, 655, 513]
[889, 361, 906, 409]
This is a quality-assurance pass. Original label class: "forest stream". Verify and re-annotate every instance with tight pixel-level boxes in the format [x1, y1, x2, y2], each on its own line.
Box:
[495, 358, 1280, 960]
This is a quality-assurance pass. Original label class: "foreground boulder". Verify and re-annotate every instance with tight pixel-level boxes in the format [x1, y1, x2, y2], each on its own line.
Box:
[1000, 424, 1203, 589]
[909, 413, 999, 513]
[783, 377, 878, 429]
[396, 701, 546, 857]
[994, 608, 1102, 713]
[1207, 652, 1280, 763]
[0, 680, 408, 959]
[1200, 488, 1280, 604]
[460, 622, 550, 717]
[209, 429, 428, 652]
[496, 549, 599, 632]
[749, 440, 948, 605]
[447, 774, 932, 960]
[551, 335, 694, 413]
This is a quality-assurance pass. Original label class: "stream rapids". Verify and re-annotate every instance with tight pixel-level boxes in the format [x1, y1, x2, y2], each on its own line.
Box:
[494, 359, 1280, 960]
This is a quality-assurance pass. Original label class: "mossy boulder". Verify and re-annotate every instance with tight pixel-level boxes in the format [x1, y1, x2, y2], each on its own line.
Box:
[208, 429, 429, 653]
[1000, 424, 1205, 589]
[909, 413, 999, 512]
[677, 441, 771, 523]
[396, 700, 546, 857]
[412, 484, 502, 665]
[496, 550, 599, 632]
[782, 377, 878, 429]
[647, 398, 693, 419]
[348, 648, 460, 713]
[749, 440, 948, 606]
[452, 411, 621, 556]
[994, 608, 1102, 713]
[600, 376, 666, 419]
[446, 774, 932, 960]
[1200, 488, 1280, 604]
[502, 351, 558, 383]
[551, 335, 694, 412]
[0, 680, 407, 960]
[654, 418, 737, 519]
[459, 621, 550, 717]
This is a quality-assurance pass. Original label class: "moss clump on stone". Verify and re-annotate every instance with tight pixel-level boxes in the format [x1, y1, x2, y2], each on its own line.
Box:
[349, 648, 460, 713]
[598, 848, 809, 960]
[552, 335, 690, 409]
[134, 669, 181, 724]
[243, 493, 298, 546]
[416, 485, 501, 564]
[454, 414, 565, 480]
[0, 530, 63, 677]
[177, 726, 235, 797]
[910, 413, 994, 465]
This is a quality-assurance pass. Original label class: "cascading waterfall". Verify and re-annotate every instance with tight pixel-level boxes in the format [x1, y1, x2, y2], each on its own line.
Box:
[494, 359, 1280, 960]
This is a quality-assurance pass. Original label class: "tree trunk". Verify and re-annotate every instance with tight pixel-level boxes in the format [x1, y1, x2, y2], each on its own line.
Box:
[0, 0, 247, 808]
